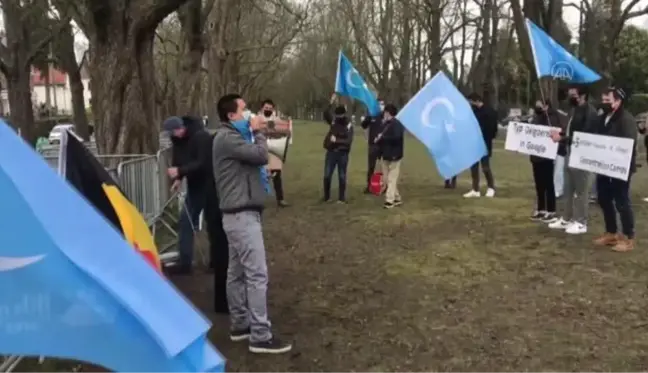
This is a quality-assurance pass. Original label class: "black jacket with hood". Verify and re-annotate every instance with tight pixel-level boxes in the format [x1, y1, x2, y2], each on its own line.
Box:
[171, 115, 213, 193]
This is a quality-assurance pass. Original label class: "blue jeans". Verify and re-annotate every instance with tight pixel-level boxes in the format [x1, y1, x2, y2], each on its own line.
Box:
[323, 151, 349, 201]
[178, 190, 205, 267]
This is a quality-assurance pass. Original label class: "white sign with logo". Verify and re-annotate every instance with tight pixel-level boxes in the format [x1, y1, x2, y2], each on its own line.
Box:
[568, 131, 635, 181]
[505, 121, 559, 160]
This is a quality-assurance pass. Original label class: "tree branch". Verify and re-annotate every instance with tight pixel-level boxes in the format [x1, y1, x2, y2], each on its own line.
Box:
[25, 17, 72, 69]
[137, 0, 192, 34]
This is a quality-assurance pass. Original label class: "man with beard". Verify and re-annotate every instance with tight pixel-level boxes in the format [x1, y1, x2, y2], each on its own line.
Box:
[163, 115, 229, 312]
[591, 87, 638, 252]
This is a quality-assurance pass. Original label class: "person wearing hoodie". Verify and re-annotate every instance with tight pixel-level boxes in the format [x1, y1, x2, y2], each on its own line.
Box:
[164, 116, 229, 284]
[258, 98, 291, 207]
[463, 93, 498, 198]
[360, 98, 385, 193]
[322, 101, 354, 203]
[529, 100, 562, 222]
[547, 86, 598, 235]
[591, 87, 638, 252]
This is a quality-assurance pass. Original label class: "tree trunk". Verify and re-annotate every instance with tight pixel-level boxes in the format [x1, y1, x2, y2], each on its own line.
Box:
[176, 0, 206, 116]
[7, 69, 36, 142]
[207, 0, 235, 125]
[68, 66, 90, 139]
[89, 32, 159, 155]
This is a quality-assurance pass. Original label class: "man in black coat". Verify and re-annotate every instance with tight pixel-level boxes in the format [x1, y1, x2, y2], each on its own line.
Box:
[164, 115, 229, 312]
[374, 103, 404, 209]
[360, 98, 385, 193]
[463, 93, 498, 198]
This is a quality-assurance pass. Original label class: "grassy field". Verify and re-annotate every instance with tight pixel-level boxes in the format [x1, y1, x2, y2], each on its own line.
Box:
[175, 120, 648, 372]
[8, 120, 647, 372]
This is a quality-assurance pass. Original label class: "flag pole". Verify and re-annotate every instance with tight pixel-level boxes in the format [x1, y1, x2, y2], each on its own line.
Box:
[525, 18, 554, 128]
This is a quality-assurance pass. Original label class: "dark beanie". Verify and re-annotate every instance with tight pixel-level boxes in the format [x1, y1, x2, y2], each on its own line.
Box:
[163, 116, 184, 132]
[334, 105, 346, 116]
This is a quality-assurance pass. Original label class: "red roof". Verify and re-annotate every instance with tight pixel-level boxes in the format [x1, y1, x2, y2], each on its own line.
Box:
[31, 66, 67, 86]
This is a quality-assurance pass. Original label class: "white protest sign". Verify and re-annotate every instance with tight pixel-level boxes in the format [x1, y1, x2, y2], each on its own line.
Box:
[505, 121, 559, 160]
[568, 131, 635, 181]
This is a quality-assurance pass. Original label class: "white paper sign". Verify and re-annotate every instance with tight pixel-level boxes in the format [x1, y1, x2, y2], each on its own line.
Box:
[505, 121, 559, 160]
[568, 131, 635, 181]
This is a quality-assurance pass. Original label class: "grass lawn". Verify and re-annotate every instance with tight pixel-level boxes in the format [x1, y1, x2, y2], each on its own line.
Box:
[11, 120, 648, 372]
[174, 120, 648, 371]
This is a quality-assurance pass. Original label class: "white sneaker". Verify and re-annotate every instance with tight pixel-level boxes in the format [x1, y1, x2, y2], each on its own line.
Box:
[643, 197, 648, 202]
[565, 222, 587, 235]
[463, 190, 481, 198]
[485, 188, 495, 197]
[548, 217, 570, 229]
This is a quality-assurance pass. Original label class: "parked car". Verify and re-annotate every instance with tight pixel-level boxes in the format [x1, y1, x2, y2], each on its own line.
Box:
[48, 123, 82, 143]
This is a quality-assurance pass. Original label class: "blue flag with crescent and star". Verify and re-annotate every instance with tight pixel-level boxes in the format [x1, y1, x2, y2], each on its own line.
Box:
[0, 119, 225, 372]
[334, 51, 381, 116]
[525, 18, 601, 83]
[396, 71, 487, 179]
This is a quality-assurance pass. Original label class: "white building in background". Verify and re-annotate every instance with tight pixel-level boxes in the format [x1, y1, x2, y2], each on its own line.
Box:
[0, 61, 91, 116]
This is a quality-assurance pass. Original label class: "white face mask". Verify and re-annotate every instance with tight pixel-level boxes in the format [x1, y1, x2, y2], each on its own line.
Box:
[379, 104, 385, 112]
[242, 110, 252, 120]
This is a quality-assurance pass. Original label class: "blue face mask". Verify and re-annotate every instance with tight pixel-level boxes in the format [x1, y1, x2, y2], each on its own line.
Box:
[231, 119, 251, 136]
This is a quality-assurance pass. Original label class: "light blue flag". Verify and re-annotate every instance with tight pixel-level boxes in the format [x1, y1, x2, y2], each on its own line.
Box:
[334, 51, 381, 116]
[396, 71, 487, 179]
[525, 18, 601, 83]
[0, 120, 225, 372]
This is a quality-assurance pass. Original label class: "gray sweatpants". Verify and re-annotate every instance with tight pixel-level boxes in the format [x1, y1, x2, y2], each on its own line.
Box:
[563, 153, 593, 224]
[222, 210, 272, 343]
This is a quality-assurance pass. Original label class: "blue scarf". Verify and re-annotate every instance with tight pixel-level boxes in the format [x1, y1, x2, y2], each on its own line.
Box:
[231, 120, 271, 194]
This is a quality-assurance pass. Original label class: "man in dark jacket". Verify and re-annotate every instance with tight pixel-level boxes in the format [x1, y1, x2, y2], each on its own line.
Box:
[591, 87, 638, 252]
[322, 104, 353, 203]
[360, 98, 385, 193]
[375, 103, 404, 209]
[547, 86, 597, 235]
[164, 116, 228, 283]
[212, 93, 292, 354]
[464, 93, 498, 198]
[529, 101, 562, 222]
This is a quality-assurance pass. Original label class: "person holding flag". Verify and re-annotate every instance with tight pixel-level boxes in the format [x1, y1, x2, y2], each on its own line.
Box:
[591, 87, 638, 252]
[375, 103, 405, 208]
[395, 71, 487, 183]
[361, 98, 386, 193]
[463, 93, 498, 198]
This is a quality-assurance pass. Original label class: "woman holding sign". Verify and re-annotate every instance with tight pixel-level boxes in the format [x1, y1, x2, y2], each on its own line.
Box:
[530, 100, 562, 222]
[591, 88, 637, 252]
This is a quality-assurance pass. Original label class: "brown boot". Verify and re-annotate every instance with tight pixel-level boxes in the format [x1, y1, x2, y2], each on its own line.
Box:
[593, 233, 620, 246]
[612, 237, 635, 252]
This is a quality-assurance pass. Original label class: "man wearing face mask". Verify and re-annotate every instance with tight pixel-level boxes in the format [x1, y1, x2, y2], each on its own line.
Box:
[463, 93, 498, 198]
[530, 100, 562, 222]
[212, 94, 292, 354]
[361, 98, 386, 194]
[547, 86, 597, 235]
[591, 87, 638, 252]
[258, 99, 291, 207]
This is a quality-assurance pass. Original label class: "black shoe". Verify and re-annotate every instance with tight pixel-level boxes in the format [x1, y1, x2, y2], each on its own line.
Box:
[530, 211, 546, 221]
[230, 328, 251, 342]
[249, 338, 293, 354]
[277, 200, 290, 208]
[393, 199, 402, 206]
[384, 202, 395, 209]
[541, 212, 557, 223]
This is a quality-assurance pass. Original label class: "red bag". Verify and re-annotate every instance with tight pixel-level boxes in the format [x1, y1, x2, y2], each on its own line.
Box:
[369, 172, 383, 196]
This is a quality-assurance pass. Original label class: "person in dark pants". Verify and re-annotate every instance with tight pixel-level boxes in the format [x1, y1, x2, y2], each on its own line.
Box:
[592, 87, 638, 252]
[322, 104, 353, 203]
[463, 93, 498, 198]
[361, 98, 385, 193]
[529, 100, 562, 222]
[444, 176, 457, 189]
[165, 115, 212, 275]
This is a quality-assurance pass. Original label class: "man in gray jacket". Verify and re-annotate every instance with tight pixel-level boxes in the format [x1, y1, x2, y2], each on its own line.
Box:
[212, 93, 292, 354]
